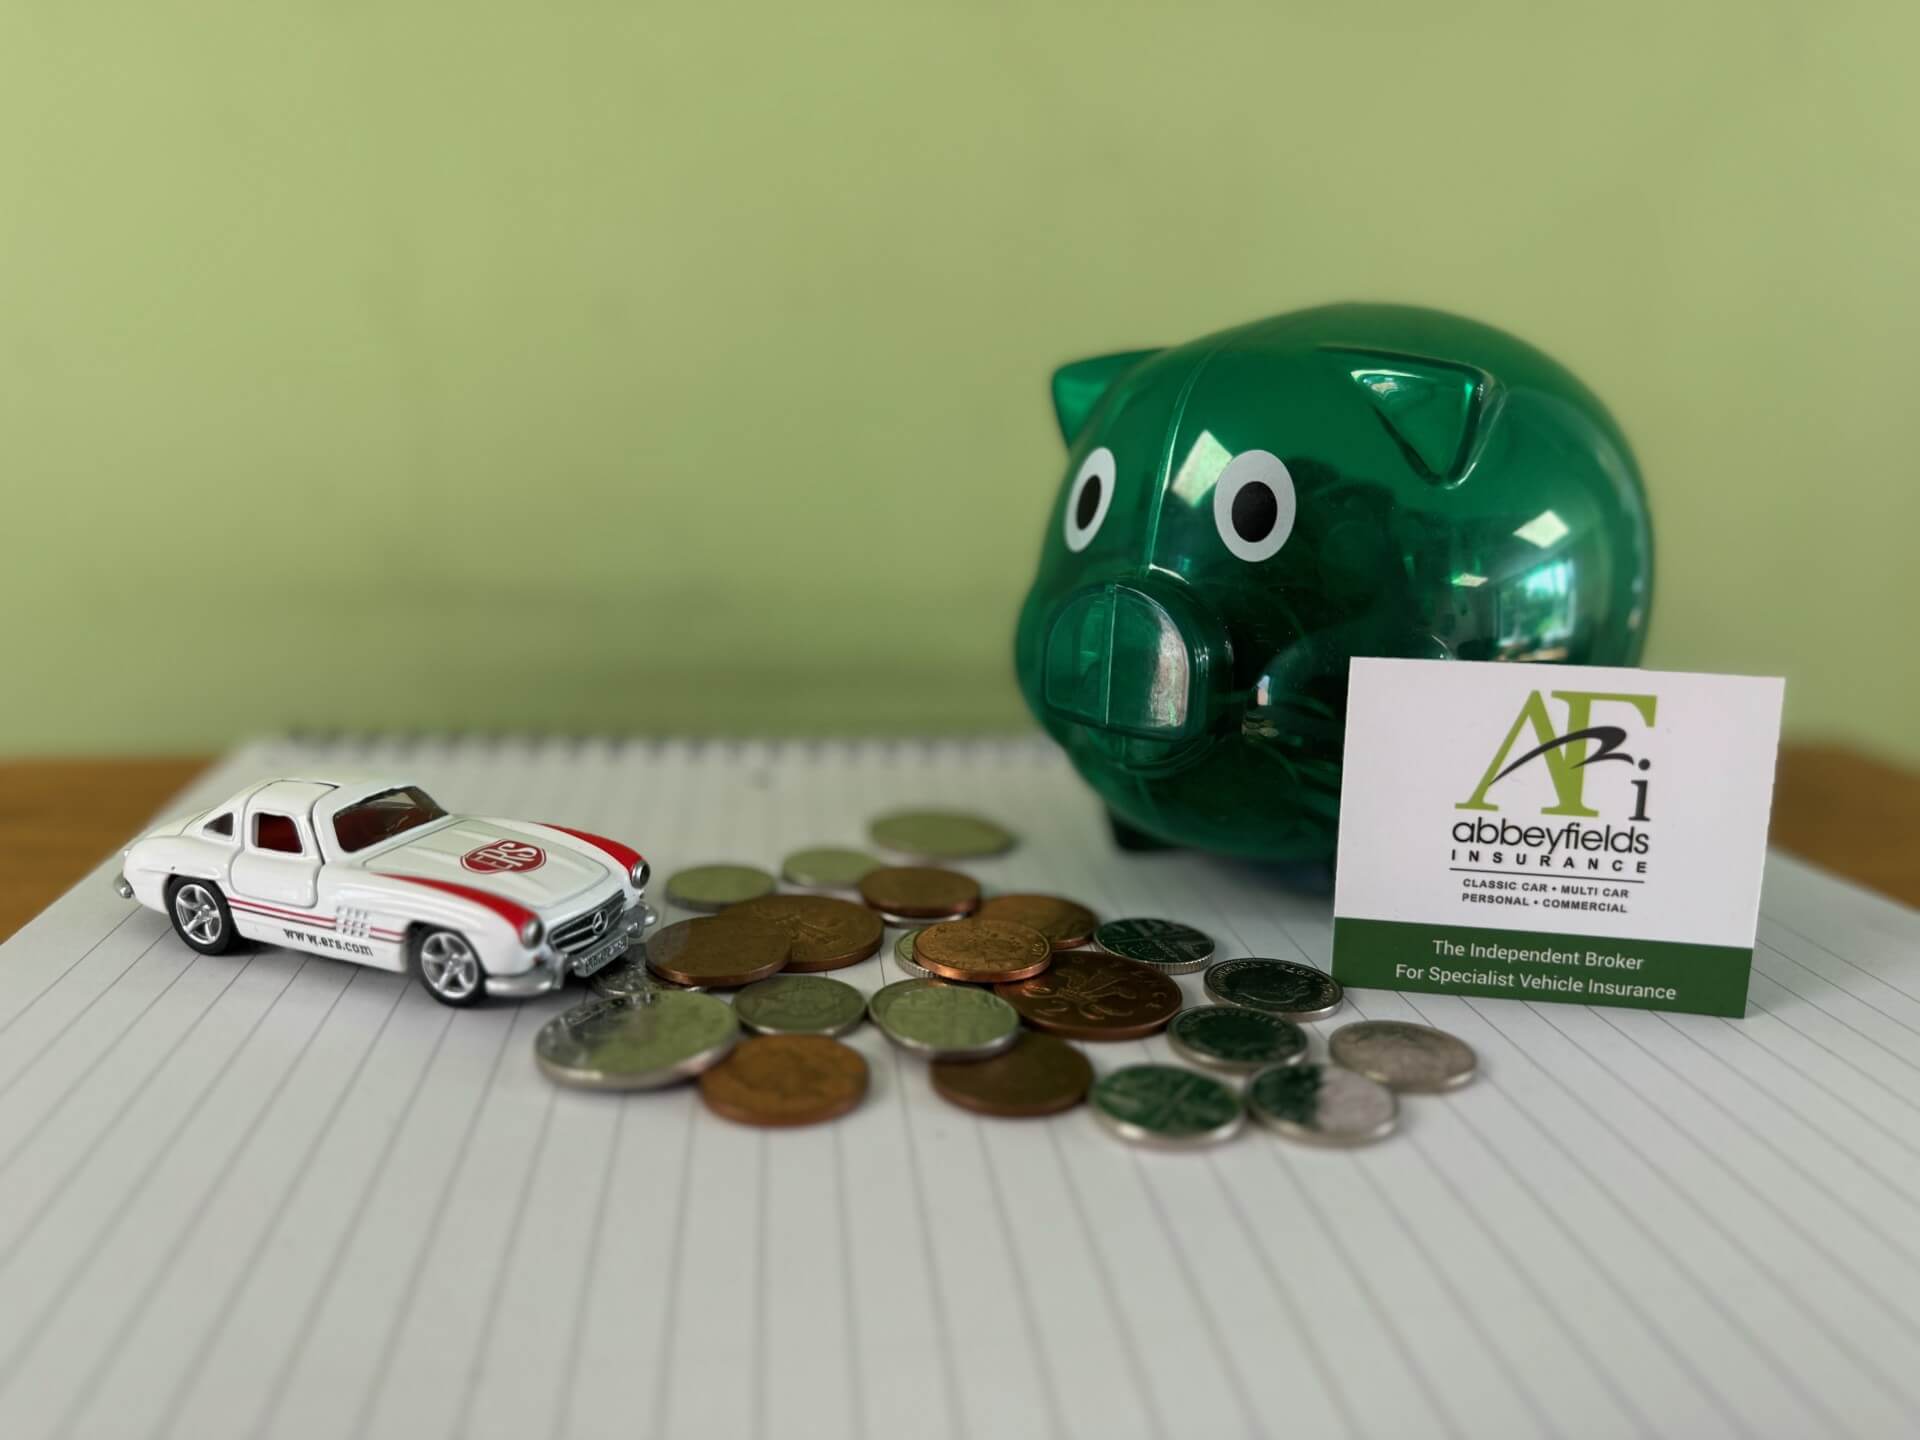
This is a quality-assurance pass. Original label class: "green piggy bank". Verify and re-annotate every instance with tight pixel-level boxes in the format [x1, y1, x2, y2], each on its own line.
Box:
[1014, 304, 1653, 863]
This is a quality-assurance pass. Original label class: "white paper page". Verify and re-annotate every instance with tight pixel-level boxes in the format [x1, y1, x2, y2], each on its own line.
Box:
[1, 736, 1916, 1440]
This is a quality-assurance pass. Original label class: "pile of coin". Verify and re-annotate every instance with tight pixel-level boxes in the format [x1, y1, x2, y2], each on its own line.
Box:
[532, 808, 1480, 1145]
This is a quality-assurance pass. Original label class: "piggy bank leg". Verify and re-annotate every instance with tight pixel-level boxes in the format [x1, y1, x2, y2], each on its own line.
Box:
[1107, 809, 1177, 853]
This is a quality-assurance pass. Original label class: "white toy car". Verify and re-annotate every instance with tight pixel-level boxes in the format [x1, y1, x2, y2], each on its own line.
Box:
[115, 776, 656, 1006]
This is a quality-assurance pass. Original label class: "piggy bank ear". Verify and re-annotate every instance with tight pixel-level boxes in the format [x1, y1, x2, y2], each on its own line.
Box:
[1333, 349, 1499, 484]
[1050, 349, 1160, 445]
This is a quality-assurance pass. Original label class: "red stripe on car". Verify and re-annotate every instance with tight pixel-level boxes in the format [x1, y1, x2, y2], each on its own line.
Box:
[375, 874, 537, 931]
[230, 898, 337, 928]
[541, 824, 643, 872]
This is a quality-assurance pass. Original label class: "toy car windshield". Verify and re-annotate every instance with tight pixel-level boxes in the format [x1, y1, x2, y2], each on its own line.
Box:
[332, 785, 449, 853]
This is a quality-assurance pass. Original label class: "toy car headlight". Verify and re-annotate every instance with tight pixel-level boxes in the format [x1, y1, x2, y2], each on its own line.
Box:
[520, 917, 544, 947]
[630, 859, 650, 891]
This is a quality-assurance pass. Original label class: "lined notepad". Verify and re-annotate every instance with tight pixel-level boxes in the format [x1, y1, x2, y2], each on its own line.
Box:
[2, 736, 1918, 1440]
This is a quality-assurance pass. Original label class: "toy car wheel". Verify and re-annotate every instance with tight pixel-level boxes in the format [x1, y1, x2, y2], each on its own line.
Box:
[167, 879, 236, 955]
[413, 928, 485, 1007]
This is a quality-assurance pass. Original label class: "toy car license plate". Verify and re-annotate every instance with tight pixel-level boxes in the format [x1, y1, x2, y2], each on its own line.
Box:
[570, 930, 628, 978]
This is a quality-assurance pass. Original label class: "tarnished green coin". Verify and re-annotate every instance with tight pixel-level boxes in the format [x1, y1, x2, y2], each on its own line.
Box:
[868, 810, 1016, 861]
[780, 846, 881, 890]
[666, 863, 778, 912]
[533, 991, 738, 1091]
[867, 979, 1020, 1060]
[1167, 1006, 1308, 1074]
[733, 974, 867, 1038]
[592, 956, 706, 999]
[1094, 917, 1214, 974]
[1247, 1062, 1397, 1146]
[1090, 1064, 1243, 1149]
[1329, 1021, 1476, 1092]
[1203, 958, 1343, 1021]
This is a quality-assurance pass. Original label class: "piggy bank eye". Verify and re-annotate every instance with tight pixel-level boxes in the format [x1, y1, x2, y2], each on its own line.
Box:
[1063, 447, 1116, 553]
[1213, 449, 1296, 562]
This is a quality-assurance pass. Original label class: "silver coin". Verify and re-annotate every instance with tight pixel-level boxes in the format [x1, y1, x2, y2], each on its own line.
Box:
[868, 810, 1016, 860]
[780, 846, 880, 890]
[597, 949, 709, 996]
[1203, 958, 1343, 1021]
[1095, 917, 1215, 974]
[592, 955, 705, 999]
[1329, 1021, 1477, 1092]
[533, 991, 738, 1090]
[1246, 1062, 1397, 1146]
[874, 907, 973, 927]
[733, 974, 867, 1038]
[664, 863, 777, 912]
[1167, 1005, 1308, 1074]
[868, 979, 1020, 1060]
[1090, 1064, 1243, 1149]
[893, 928, 941, 982]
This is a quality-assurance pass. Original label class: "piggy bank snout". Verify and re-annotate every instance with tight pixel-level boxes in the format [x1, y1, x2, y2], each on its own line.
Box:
[1037, 579, 1228, 743]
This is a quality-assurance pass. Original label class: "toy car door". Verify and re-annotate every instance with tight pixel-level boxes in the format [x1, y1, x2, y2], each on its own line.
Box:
[231, 791, 324, 909]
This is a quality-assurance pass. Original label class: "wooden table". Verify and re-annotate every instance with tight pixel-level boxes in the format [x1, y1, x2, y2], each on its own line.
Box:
[2, 746, 1914, 943]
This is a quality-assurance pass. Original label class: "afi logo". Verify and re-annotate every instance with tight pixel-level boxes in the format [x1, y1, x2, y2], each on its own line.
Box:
[1457, 689, 1658, 819]
[461, 840, 547, 874]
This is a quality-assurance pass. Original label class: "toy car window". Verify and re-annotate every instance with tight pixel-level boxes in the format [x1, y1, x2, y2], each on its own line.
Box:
[203, 812, 234, 837]
[332, 786, 449, 854]
[253, 813, 303, 854]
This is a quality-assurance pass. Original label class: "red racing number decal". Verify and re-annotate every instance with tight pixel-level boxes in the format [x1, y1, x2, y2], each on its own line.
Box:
[460, 840, 547, 874]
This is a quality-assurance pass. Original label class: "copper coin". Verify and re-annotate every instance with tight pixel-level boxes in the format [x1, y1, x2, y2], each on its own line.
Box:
[697, 1035, 869, 1127]
[974, 894, 1098, 951]
[930, 1033, 1093, 1117]
[857, 865, 981, 920]
[995, 952, 1184, 1041]
[913, 918, 1053, 984]
[724, 893, 884, 972]
[644, 916, 790, 988]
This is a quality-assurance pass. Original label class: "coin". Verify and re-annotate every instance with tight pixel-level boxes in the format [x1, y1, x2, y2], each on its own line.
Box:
[1090, 1064, 1243, 1149]
[1246, 1063, 1397, 1146]
[645, 917, 790, 988]
[892, 928, 945, 983]
[873, 909, 949, 928]
[698, 1035, 869, 1127]
[995, 952, 1183, 1041]
[868, 979, 1021, 1060]
[665, 863, 777, 912]
[1167, 1006, 1309, 1074]
[857, 865, 981, 920]
[869, 810, 1015, 860]
[733, 975, 867, 1038]
[912, 918, 1053, 984]
[533, 991, 739, 1090]
[780, 846, 880, 889]
[931, 1033, 1093, 1117]
[591, 956, 705, 999]
[1329, 1021, 1477, 1092]
[1203, 958, 1343, 1021]
[1095, 917, 1215, 974]
[724, 893, 884, 972]
[975, 894, 1097, 951]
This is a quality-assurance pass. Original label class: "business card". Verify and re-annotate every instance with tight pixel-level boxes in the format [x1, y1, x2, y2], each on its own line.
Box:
[1331, 659, 1784, 1017]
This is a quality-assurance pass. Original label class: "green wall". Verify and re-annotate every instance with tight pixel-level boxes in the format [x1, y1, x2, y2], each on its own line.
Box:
[4, 3, 1916, 762]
